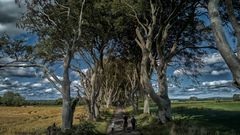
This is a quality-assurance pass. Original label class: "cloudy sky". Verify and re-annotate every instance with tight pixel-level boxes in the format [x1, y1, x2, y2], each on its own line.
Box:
[0, 0, 239, 100]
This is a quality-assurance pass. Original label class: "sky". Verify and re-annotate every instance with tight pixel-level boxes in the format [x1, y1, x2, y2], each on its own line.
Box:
[0, 0, 239, 100]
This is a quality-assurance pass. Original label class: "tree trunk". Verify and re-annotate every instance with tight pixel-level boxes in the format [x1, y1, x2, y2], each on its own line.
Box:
[157, 67, 172, 124]
[208, 0, 240, 88]
[106, 96, 111, 108]
[140, 49, 171, 124]
[143, 94, 150, 114]
[62, 97, 73, 131]
[61, 54, 73, 131]
[89, 69, 101, 120]
[131, 91, 138, 113]
[225, 0, 240, 60]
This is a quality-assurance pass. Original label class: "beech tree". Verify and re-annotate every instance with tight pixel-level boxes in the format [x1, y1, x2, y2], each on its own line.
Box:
[125, 0, 213, 123]
[208, 0, 240, 88]
[1, 0, 86, 131]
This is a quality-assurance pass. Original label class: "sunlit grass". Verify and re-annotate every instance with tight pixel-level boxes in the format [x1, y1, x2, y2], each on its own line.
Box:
[0, 106, 87, 135]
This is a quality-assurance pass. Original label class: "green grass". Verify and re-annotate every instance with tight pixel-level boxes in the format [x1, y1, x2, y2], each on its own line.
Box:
[130, 100, 240, 135]
[0, 101, 239, 135]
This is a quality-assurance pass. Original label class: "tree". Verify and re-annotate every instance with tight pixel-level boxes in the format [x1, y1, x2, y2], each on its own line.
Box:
[233, 94, 240, 101]
[2, 91, 26, 106]
[125, 0, 212, 123]
[208, 0, 240, 89]
[0, 0, 86, 131]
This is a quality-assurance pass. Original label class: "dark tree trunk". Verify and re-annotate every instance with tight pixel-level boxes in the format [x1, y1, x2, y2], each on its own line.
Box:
[157, 67, 171, 123]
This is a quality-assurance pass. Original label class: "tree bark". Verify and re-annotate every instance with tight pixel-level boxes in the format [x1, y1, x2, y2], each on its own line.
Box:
[61, 53, 73, 131]
[157, 67, 172, 123]
[106, 96, 112, 108]
[225, 0, 240, 60]
[89, 68, 102, 120]
[140, 49, 171, 123]
[143, 94, 150, 114]
[208, 0, 240, 88]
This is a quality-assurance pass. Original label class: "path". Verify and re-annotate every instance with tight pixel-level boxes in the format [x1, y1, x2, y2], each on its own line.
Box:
[107, 108, 141, 135]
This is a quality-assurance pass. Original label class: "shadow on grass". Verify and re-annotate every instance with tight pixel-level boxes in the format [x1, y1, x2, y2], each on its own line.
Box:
[129, 106, 240, 135]
[173, 107, 240, 132]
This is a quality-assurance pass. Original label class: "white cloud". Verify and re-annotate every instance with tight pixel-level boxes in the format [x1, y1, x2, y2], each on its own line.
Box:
[0, 90, 8, 93]
[173, 68, 197, 76]
[211, 69, 230, 75]
[31, 83, 42, 87]
[45, 88, 53, 93]
[202, 80, 232, 86]
[0, 23, 6, 31]
[188, 88, 197, 91]
[28, 93, 34, 96]
[56, 91, 61, 95]
[203, 53, 224, 64]
[82, 68, 88, 73]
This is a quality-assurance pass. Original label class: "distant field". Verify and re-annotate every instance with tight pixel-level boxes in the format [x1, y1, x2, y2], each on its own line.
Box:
[0, 106, 88, 135]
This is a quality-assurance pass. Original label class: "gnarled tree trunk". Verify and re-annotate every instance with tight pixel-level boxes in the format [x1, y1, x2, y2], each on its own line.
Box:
[208, 0, 240, 88]
[140, 50, 171, 124]
[157, 67, 171, 123]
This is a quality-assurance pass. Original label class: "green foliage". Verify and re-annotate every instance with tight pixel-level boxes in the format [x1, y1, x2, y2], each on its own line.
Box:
[74, 121, 97, 135]
[2, 91, 26, 106]
[233, 94, 240, 101]
[55, 98, 63, 105]
[0, 33, 33, 60]
[189, 96, 198, 101]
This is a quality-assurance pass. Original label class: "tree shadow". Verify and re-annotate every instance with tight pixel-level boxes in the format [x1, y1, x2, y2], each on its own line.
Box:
[173, 107, 240, 132]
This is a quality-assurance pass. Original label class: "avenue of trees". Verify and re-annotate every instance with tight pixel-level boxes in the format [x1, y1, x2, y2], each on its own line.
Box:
[0, 0, 240, 132]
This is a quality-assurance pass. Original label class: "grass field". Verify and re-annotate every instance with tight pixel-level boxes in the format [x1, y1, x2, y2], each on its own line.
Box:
[0, 101, 239, 135]
[0, 106, 89, 135]
[133, 100, 240, 135]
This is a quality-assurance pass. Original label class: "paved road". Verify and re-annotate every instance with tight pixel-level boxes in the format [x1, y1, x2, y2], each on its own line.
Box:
[107, 108, 141, 135]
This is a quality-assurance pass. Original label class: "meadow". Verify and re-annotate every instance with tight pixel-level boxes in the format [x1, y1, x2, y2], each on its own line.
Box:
[0, 106, 96, 135]
[0, 100, 240, 135]
[134, 100, 240, 135]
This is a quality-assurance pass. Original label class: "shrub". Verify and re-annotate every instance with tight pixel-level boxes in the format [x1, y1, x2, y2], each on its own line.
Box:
[233, 94, 240, 101]
[189, 96, 198, 101]
[55, 98, 62, 105]
[2, 91, 26, 106]
[74, 121, 97, 135]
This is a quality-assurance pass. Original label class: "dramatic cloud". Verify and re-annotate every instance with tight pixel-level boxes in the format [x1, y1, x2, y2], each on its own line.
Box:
[0, 0, 26, 34]
[173, 53, 230, 76]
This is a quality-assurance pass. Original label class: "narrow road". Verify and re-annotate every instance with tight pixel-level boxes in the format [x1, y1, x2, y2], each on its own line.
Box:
[107, 108, 141, 135]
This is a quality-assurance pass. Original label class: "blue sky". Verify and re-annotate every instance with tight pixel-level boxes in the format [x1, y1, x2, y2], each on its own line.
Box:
[0, 0, 239, 100]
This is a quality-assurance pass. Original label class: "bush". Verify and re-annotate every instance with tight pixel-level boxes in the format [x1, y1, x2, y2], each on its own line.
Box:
[2, 91, 26, 106]
[74, 121, 97, 135]
[233, 94, 240, 101]
[189, 96, 198, 101]
[55, 98, 63, 105]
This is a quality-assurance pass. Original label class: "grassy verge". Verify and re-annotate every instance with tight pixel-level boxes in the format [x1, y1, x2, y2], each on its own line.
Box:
[126, 100, 240, 135]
